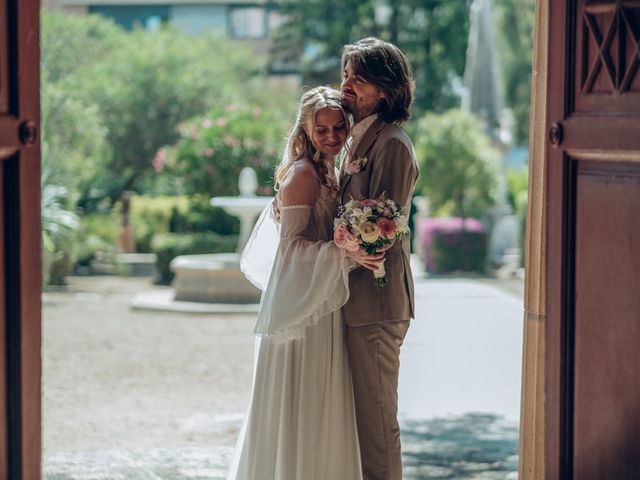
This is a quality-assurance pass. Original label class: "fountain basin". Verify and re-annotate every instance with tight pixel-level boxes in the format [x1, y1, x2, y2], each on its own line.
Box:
[131, 168, 270, 312]
[210, 196, 273, 212]
[170, 253, 261, 304]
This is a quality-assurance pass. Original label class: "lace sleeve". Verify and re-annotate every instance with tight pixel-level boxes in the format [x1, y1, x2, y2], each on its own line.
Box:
[239, 203, 280, 291]
[253, 206, 354, 342]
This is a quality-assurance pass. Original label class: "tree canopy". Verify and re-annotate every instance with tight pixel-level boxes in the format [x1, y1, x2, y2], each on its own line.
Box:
[272, 0, 471, 115]
[41, 10, 274, 211]
[272, 0, 535, 144]
[414, 109, 500, 219]
[494, 0, 535, 145]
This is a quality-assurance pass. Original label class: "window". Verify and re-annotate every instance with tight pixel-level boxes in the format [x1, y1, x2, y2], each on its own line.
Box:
[229, 7, 266, 39]
[170, 6, 227, 36]
[89, 6, 169, 31]
[267, 9, 286, 32]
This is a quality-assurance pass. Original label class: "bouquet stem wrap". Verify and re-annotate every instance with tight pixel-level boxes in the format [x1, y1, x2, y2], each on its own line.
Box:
[373, 265, 387, 287]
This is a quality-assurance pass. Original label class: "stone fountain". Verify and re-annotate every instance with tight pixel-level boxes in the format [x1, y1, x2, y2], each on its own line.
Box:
[210, 167, 272, 254]
[169, 167, 273, 304]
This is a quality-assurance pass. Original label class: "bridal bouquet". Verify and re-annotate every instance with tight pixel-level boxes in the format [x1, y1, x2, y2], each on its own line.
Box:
[333, 194, 409, 286]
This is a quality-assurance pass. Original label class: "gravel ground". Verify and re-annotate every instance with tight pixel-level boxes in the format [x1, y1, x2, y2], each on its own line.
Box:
[43, 275, 521, 479]
[43, 276, 256, 454]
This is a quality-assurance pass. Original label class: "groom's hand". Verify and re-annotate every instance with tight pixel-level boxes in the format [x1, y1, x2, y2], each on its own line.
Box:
[346, 248, 386, 272]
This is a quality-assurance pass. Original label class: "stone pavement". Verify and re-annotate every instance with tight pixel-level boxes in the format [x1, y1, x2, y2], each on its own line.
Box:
[44, 414, 518, 480]
[400, 277, 523, 421]
[42, 274, 522, 479]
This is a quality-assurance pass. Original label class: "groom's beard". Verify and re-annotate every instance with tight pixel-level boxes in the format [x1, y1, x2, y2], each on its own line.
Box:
[342, 96, 380, 124]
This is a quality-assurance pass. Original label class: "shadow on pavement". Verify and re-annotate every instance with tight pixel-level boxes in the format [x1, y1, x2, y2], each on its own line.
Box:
[44, 413, 518, 480]
[401, 412, 519, 479]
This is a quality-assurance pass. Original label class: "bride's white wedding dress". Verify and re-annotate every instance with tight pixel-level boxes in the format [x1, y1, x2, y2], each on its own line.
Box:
[227, 184, 363, 480]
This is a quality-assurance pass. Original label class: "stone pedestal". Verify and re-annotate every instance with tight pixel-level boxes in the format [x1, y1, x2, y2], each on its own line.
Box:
[210, 196, 273, 253]
[170, 253, 261, 304]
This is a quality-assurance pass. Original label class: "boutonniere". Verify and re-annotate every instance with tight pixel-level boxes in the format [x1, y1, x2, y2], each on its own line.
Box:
[346, 156, 368, 175]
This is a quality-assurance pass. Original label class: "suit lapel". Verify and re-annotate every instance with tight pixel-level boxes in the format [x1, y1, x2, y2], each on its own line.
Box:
[354, 117, 385, 160]
[339, 160, 354, 202]
[340, 118, 386, 203]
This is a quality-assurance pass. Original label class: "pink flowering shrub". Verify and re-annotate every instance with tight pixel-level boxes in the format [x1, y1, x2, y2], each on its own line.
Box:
[166, 102, 291, 197]
[418, 217, 488, 274]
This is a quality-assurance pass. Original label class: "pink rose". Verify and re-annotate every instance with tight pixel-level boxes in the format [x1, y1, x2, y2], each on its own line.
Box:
[361, 199, 377, 207]
[344, 231, 361, 252]
[347, 162, 361, 174]
[377, 217, 397, 238]
[334, 224, 348, 248]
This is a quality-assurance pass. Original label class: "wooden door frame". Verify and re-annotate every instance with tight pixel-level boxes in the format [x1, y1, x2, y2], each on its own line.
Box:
[519, 0, 548, 478]
[1, 0, 42, 478]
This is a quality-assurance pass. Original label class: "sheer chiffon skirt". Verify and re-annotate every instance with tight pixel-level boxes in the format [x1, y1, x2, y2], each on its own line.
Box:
[227, 311, 362, 480]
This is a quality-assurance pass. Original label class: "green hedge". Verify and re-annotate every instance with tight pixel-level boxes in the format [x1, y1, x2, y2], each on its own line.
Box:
[128, 194, 239, 252]
[152, 232, 238, 285]
[432, 230, 488, 274]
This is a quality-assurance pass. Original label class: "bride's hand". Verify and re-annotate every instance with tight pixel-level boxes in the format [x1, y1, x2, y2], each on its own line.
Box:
[345, 248, 386, 272]
[271, 196, 281, 224]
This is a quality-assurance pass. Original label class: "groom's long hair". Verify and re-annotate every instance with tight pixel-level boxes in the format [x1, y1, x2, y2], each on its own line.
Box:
[342, 37, 415, 125]
[275, 86, 349, 191]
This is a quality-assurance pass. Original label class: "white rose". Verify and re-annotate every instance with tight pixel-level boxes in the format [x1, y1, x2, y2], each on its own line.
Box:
[357, 221, 380, 243]
[334, 217, 347, 229]
[349, 208, 367, 226]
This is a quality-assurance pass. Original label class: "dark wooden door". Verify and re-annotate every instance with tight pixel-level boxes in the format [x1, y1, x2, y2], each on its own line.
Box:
[546, 1, 640, 478]
[0, 0, 42, 478]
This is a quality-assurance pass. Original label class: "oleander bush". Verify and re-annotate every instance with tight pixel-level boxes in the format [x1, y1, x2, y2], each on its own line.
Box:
[418, 217, 488, 274]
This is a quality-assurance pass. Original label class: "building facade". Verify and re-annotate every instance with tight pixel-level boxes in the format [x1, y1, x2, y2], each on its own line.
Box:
[46, 0, 282, 38]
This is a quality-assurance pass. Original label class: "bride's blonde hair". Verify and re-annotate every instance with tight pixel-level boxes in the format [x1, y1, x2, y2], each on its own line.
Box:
[275, 86, 350, 190]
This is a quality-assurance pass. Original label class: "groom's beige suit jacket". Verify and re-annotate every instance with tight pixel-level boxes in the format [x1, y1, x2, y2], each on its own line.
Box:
[340, 117, 418, 326]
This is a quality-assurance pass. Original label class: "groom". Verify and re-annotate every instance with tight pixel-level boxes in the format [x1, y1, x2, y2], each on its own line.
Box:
[339, 37, 418, 480]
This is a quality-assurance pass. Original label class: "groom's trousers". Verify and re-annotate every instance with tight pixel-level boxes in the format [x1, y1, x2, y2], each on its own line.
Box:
[346, 320, 410, 480]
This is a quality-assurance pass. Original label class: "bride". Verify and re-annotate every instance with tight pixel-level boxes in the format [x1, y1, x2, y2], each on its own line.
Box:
[227, 86, 384, 479]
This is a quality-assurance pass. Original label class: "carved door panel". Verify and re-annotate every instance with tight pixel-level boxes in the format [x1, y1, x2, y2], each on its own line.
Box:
[0, 0, 42, 478]
[546, 1, 640, 479]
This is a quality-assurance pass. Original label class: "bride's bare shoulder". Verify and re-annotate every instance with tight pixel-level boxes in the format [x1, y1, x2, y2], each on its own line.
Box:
[280, 160, 321, 206]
